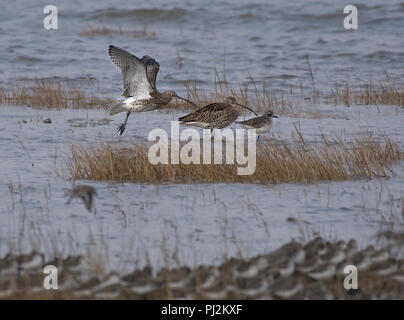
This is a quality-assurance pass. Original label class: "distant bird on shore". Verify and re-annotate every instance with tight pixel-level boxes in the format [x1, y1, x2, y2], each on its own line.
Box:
[108, 45, 199, 135]
[66, 185, 97, 212]
[178, 97, 257, 131]
[236, 111, 278, 139]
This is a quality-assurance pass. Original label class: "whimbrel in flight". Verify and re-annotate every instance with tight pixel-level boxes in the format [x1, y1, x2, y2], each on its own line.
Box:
[236, 110, 278, 139]
[66, 185, 97, 212]
[178, 97, 257, 131]
[108, 45, 199, 135]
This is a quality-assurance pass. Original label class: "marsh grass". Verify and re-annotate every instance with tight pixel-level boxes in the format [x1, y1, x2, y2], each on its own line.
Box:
[327, 72, 404, 107]
[0, 79, 114, 109]
[3, 167, 404, 299]
[165, 70, 404, 117]
[78, 23, 156, 39]
[1, 67, 403, 112]
[166, 67, 404, 113]
[66, 131, 402, 184]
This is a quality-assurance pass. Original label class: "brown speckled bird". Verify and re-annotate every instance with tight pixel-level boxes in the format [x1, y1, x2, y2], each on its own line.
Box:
[178, 96, 257, 131]
[108, 45, 199, 135]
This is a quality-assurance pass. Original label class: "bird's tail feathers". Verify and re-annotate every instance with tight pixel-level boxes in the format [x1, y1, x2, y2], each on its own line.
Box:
[108, 102, 127, 115]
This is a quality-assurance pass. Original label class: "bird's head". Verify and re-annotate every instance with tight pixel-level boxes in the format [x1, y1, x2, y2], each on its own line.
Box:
[167, 90, 179, 98]
[265, 111, 278, 119]
[160, 90, 178, 101]
[224, 96, 258, 116]
[224, 96, 237, 104]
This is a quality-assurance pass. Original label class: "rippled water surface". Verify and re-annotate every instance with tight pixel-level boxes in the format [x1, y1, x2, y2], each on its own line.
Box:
[2, 0, 404, 95]
[0, 104, 403, 270]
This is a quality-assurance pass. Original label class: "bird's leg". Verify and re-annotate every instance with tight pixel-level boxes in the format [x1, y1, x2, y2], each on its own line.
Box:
[117, 111, 131, 135]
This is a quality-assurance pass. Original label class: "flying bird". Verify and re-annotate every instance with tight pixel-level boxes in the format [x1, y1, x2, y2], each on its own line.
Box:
[108, 45, 199, 135]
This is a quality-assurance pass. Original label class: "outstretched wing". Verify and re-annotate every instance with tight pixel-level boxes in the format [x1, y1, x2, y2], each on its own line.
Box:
[141, 55, 160, 91]
[108, 45, 153, 98]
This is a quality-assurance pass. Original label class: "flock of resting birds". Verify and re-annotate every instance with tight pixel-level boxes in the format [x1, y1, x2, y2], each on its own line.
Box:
[107, 45, 278, 137]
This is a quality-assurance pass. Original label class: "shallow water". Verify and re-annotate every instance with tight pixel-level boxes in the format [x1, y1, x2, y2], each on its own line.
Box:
[1, 0, 404, 97]
[0, 104, 403, 271]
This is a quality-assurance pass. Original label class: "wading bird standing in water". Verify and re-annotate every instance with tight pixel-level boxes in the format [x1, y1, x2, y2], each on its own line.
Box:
[178, 96, 257, 131]
[237, 110, 278, 140]
[108, 45, 199, 135]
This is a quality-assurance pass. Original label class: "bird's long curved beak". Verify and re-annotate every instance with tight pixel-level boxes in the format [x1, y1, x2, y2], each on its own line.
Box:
[273, 115, 279, 118]
[175, 95, 201, 110]
[234, 102, 258, 116]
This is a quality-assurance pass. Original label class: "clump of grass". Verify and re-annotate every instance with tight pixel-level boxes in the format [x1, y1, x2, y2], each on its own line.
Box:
[328, 72, 404, 107]
[171, 69, 404, 116]
[162, 70, 313, 117]
[305, 55, 318, 99]
[78, 23, 156, 39]
[171, 67, 404, 113]
[66, 132, 402, 184]
[0, 79, 114, 109]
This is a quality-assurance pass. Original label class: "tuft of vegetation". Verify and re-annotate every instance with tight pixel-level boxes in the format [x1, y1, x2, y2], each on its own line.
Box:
[161, 70, 314, 118]
[1, 68, 403, 112]
[66, 131, 402, 184]
[0, 79, 114, 109]
[327, 72, 404, 107]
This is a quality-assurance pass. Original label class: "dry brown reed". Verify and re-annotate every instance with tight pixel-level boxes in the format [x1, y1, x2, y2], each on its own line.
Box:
[66, 131, 402, 184]
[328, 71, 404, 107]
[162, 69, 311, 117]
[2, 69, 403, 112]
[0, 79, 114, 109]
